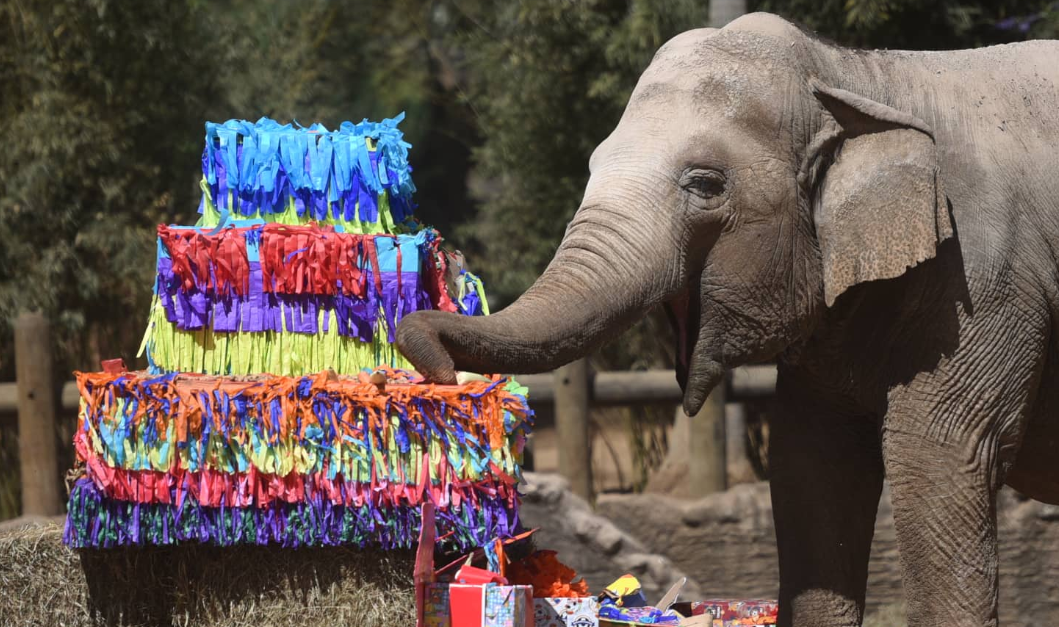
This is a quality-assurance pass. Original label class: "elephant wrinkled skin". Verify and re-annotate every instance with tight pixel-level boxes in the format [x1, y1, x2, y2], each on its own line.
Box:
[397, 13, 1059, 627]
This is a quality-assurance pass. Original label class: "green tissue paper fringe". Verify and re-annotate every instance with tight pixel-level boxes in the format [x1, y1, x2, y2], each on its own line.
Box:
[139, 299, 412, 376]
[196, 177, 406, 234]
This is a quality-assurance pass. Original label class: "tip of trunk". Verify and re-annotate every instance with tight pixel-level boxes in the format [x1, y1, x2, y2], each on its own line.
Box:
[395, 311, 458, 384]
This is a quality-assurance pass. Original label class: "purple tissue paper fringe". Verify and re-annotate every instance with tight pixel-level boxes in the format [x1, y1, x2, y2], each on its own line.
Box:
[64, 478, 518, 550]
[156, 260, 431, 342]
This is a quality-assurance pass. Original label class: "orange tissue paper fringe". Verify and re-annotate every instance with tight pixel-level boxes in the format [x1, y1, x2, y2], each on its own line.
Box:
[507, 550, 589, 598]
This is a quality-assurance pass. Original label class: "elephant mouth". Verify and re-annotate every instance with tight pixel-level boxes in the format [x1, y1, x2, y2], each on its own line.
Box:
[664, 288, 697, 392]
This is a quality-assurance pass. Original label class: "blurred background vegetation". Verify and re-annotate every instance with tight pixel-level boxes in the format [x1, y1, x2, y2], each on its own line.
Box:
[1, 0, 1057, 512]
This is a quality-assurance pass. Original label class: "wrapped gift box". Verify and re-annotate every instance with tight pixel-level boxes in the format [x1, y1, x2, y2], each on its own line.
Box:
[450, 583, 532, 627]
[598, 576, 687, 626]
[534, 596, 600, 627]
[416, 502, 533, 627]
[685, 600, 778, 626]
[423, 585, 451, 627]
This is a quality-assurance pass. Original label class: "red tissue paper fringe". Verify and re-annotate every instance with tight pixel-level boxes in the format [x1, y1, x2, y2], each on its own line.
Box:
[158, 223, 460, 313]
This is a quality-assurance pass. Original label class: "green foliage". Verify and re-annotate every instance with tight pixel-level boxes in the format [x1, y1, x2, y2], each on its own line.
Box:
[0, 0, 475, 377]
[206, 0, 479, 237]
[6, 0, 1052, 380]
[0, 428, 19, 520]
[451, 1, 625, 306]
[0, 0, 215, 375]
[453, 0, 709, 311]
[752, 0, 1059, 47]
[448, 1, 712, 491]
[1, 0, 1056, 434]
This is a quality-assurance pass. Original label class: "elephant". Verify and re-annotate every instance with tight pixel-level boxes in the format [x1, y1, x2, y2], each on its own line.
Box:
[396, 12, 1059, 627]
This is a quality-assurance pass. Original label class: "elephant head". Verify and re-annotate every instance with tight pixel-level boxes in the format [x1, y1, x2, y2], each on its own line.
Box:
[396, 13, 952, 415]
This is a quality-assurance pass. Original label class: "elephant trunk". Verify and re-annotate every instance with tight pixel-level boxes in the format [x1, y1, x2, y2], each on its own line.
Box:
[396, 201, 682, 382]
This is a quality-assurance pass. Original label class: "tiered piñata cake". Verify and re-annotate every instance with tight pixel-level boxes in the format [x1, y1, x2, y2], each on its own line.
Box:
[64, 115, 530, 551]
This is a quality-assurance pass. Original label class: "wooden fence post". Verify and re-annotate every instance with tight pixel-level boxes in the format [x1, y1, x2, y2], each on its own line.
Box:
[555, 358, 593, 502]
[687, 382, 727, 497]
[15, 312, 62, 516]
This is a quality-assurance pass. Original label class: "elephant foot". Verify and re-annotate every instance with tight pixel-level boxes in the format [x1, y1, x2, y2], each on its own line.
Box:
[783, 590, 868, 627]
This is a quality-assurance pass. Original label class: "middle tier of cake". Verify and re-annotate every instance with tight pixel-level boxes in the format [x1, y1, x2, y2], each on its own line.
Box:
[140, 222, 484, 376]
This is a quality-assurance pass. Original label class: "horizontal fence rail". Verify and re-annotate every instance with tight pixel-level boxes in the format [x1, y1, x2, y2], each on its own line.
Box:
[0, 381, 79, 414]
[516, 365, 776, 405]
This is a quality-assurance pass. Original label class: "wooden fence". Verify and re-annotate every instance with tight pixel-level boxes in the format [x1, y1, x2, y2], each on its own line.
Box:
[516, 360, 776, 501]
[0, 316, 778, 514]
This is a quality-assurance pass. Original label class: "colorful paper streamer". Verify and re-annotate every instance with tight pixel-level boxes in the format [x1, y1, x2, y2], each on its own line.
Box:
[152, 223, 450, 338]
[198, 115, 416, 229]
[140, 222, 466, 375]
[65, 369, 533, 549]
[65, 478, 516, 551]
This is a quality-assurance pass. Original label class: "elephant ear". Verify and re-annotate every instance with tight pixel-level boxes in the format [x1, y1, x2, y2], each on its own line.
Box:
[807, 83, 953, 307]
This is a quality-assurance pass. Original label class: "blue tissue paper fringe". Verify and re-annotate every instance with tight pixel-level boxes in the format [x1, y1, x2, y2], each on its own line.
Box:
[202, 115, 417, 223]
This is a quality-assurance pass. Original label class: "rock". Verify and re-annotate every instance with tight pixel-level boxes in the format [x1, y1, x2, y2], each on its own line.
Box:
[522, 472, 569, 506]
[616, 553, 653, 578]
[572, 511, 602, 542]
[594, 523, 624, 556]
[596, 481, 1059, 625]
[519, 472, 702, 601]
[1037, 504, 1059, 521]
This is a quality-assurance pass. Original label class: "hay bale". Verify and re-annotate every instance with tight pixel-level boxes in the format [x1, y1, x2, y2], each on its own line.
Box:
[0, 522, 415, 626]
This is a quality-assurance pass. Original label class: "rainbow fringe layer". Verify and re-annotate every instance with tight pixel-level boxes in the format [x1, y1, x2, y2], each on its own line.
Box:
[198, 115, 415, 231]
[64, 369, 533, 550]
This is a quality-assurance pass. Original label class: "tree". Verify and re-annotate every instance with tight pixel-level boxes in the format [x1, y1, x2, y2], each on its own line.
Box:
[0, 0, 481, 377]
[2, 0, 1054, 381]
[453, 0, 709, 313]
[751, 0, 1059, 48]
[0, 0, 218, 376]
[451, 0, 711, 489]
[206, 0, 479, 236]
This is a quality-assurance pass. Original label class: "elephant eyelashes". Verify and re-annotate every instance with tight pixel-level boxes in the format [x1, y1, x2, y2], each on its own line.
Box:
[681, 169, 728, 206]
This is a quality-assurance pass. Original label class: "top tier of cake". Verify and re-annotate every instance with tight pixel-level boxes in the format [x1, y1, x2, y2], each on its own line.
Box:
[197, 115, 415, 233]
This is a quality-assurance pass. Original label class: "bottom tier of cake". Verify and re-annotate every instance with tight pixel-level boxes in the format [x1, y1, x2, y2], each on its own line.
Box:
[64, 368, 533, 551]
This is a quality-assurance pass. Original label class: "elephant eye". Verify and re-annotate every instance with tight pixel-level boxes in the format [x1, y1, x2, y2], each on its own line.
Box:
[682, 169, 727, 201]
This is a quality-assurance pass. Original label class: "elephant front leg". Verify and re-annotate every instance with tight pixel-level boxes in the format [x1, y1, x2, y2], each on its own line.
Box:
[770, 376, 884, 627]
[883, 425, 1006, 627]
